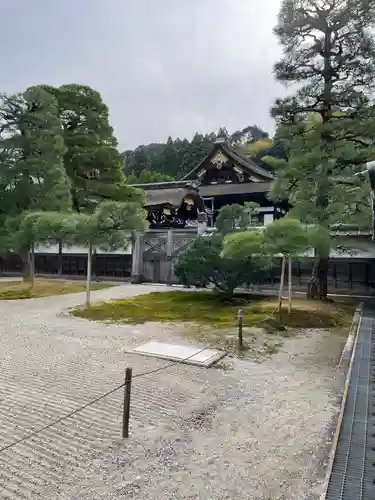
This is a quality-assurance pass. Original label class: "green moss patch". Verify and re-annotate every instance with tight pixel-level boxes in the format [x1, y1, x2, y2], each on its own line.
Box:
[72, 291, 354, 331]
[0, 279, 111, 299]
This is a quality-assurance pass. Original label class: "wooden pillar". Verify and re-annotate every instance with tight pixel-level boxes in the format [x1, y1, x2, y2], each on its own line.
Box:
[333, 263, 337, 289]
[166, 229, 173, 285]
[197, 212, 208, 235]
[131, 232, 144, 283]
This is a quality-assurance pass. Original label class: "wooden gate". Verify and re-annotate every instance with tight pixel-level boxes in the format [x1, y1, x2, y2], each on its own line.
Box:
[131, 229, 198, 284]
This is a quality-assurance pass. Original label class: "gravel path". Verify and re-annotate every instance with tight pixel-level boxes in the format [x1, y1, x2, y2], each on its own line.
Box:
[0, 284, 346, 500]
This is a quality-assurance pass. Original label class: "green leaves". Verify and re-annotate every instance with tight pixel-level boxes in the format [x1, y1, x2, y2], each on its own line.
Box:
[73, 201, 147, 251]
[86, 181, 146, 206]
[4, 211, 79, 255]
[221, 218, 311, 261]
[174, 233, 271, 297]
[123, 125, 273, 181]
[0, 87, 72, 216]
[42, 83, 135, 213]
[263, 217, 310, 256]
[0, 83, 148, 272]
[268, 118, 373, 232]
[215, 203, 260, 236]
[222, 231, 266, 261]
[273, 0, 375, 124]
[174, 204, 274, 297]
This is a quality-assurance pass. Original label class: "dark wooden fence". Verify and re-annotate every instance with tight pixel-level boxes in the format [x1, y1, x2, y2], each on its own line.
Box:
[1, 252, 375, 293]
[0, 253, 133, 279]
[262, 258, 375, 294]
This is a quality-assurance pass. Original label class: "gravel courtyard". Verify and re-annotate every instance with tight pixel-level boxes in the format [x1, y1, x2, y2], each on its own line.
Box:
[0, 284, 346, 500]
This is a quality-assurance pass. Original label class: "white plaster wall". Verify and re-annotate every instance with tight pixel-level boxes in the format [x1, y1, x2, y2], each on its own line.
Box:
[35, 243, 133, 255]
[263, 213, 274, 225]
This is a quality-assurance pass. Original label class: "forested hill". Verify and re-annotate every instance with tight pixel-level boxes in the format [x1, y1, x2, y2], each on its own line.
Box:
[123, 125, 284, 184]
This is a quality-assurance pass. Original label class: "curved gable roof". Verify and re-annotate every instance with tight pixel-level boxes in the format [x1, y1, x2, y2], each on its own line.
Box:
[181, 142, 274, 182]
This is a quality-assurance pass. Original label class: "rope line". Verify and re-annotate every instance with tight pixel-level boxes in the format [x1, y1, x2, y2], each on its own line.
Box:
[0, 305, 279, 454]
[0, 345, 210, 454]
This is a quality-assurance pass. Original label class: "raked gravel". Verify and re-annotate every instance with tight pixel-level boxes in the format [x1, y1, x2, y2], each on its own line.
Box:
[0, 283, 346, 500]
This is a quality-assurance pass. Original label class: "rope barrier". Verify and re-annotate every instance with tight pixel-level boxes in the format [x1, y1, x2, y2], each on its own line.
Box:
[0, 303, 280, 454]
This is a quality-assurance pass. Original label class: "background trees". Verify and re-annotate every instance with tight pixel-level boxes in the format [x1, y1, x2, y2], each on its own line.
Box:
[123, 125, 272, 181]
[268, 0, 375, 299]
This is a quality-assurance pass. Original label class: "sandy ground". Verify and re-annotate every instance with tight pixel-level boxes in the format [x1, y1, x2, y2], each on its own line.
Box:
[0, 284, 346, 500]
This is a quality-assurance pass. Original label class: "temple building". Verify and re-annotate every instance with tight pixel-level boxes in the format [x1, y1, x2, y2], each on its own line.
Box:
[130, 138, 286, 229]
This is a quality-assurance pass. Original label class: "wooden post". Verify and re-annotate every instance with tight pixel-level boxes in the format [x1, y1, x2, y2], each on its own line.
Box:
[237, 309, 244, 350]
[166, 229, 173, 285]
[288, 256, 292, 314]
[58, 239, 63, 275]
[278, 255, 286, 312]
[30, 243, 35, 289]
[86, 243, 92, 308]
[122, 368, 133, 439]
[92, 248, 97, 279]
[131, 232, 144, 284]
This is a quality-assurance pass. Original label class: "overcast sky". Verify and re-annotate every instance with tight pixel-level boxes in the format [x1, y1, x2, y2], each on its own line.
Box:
[1, 0, 284, 150]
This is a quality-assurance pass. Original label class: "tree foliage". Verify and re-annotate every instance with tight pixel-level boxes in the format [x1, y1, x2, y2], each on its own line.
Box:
[263, 217, 310, 256]
[221, 230, 267, 261]
[73, 201, 147, 250]
[125, 169, 174, 184]
[123, 125, 271, 181]
[174, 204, 271, 297]
[174, 234, 270, 297]
[4, 211, 77, 284]
[215, 202, 260, 235]
[41, 84, 142, 212]
[0, 86, 73, 277]
[0, 86, 72, 218]
[0, 84, 147, 284]
[269, 0, 375, 298]
[222, 218, 311, 312]
[221, 218, 310, 261]
[72, 201, 147, 307]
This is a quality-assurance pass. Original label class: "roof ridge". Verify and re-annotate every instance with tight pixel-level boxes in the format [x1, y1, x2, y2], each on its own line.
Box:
[181, 142, 274, 181]
[222, 145, 274, 180]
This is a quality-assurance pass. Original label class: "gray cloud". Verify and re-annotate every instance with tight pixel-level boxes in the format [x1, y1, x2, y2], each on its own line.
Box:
[0, 0, 284, 149]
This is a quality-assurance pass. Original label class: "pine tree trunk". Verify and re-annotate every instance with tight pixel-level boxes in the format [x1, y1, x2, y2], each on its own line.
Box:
[22, 253, 32, 282]
[86, 243, 93, 308]
[288, 256, 292, 314]
[58, 239, 63, 275]
[278, 256, 286, 312]
[307, 254, 328, 300]
[30, 244, 35, 289]
[91, 248, 96, 279]
[23, 246, 35, 288]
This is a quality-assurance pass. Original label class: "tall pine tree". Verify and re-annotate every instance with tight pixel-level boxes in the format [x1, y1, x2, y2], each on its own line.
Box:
[0, 86, 72, 276]
[42, 84, 143, 213]
[270, 0, 375, 299]
[0, 86, 71, 215]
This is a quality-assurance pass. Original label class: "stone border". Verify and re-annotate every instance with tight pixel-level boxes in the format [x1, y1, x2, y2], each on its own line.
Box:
[319, 302, 364, 500]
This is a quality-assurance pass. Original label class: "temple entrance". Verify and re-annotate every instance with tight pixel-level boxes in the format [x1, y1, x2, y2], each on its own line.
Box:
[131, 228, 198, 284]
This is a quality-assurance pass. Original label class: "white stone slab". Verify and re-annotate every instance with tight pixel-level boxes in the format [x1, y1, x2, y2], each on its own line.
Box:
[131, 341, 225, 368]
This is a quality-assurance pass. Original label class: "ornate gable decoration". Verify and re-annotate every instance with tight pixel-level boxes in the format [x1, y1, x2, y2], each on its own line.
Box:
[211, 151, 228, 169]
